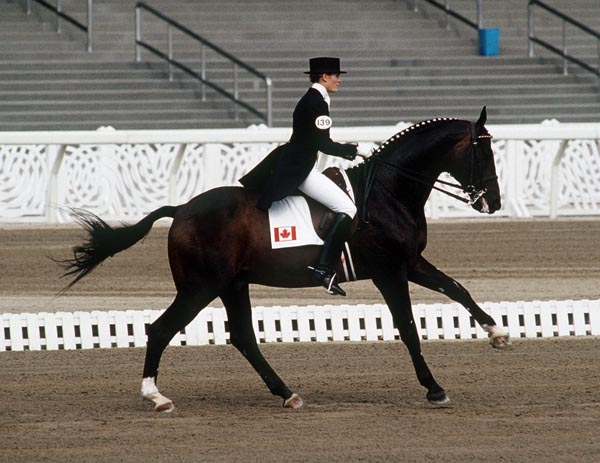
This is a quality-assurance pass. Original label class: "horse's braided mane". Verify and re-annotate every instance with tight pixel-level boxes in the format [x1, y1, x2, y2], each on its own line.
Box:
[345, 117, 464, 179]
[368, 117, 459, 159]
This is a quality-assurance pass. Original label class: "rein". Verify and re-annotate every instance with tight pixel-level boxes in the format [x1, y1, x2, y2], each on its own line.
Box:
[360, 154, 473, 205]
[359, 122, 494, 207]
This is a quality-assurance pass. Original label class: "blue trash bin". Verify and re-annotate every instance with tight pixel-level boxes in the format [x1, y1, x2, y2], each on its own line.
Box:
[479, 28, 499, 56]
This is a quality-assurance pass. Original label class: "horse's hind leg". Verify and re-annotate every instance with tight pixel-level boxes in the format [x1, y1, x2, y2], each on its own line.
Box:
[220, 282, 303, 409]
[141, 289, 216, 412]
[408, 255, 510, 347]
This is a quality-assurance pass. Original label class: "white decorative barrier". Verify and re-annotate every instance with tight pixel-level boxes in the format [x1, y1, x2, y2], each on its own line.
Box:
[1, 121, 600, 222]
[1, 299, 599, 351]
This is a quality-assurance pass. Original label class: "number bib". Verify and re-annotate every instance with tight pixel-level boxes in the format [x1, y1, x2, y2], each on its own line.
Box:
[315, 115, 332, 130]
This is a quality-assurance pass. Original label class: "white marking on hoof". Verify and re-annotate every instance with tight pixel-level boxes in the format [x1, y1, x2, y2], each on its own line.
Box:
[141, 377, 174, 412]
[427, 392, 450, 405]
[482, 325, 512, 348]
[283, 393, 304, 409]
[429, 395, 450, 405]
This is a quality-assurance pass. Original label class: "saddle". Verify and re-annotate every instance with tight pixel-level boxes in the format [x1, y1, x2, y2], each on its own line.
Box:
[267, 166, 356, 247]
[266, 166, 359, 282]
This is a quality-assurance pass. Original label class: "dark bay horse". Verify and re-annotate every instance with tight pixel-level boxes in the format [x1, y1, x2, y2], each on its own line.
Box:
[57, 107, 509, 412]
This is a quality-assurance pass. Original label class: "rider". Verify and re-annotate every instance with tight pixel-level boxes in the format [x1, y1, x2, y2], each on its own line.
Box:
[239, 57, 358, 296]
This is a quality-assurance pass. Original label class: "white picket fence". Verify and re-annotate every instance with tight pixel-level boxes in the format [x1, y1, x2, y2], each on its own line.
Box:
[1, 299, 599, 351]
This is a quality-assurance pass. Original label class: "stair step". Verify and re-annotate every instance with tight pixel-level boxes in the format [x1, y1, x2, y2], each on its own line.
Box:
[1, 0, 598, 129]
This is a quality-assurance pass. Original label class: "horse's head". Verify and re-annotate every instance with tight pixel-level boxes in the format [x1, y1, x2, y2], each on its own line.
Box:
[352, 109, 501, 215]
[449, 107, 501, 214]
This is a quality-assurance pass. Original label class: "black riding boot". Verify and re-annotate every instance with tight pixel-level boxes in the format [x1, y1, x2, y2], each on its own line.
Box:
[310, 212, 353, 296]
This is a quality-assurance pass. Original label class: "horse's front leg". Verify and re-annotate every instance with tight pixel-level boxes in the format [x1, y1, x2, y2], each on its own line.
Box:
[408, 255, 510, 348]
[373, 267, 449, 405]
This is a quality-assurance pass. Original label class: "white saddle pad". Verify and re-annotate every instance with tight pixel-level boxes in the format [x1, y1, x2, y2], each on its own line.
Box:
[268, 196, 324, 249]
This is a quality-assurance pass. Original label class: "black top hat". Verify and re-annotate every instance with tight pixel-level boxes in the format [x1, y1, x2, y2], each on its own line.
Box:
[304, 57, 347, 75]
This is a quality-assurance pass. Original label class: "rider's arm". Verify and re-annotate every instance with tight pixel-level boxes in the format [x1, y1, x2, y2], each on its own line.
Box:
[311, 105, 357, 161]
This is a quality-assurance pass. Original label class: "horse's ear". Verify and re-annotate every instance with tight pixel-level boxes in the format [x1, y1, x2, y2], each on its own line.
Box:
[476, 106, 487, 127]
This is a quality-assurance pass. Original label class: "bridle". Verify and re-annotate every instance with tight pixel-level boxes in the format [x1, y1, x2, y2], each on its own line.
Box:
[361, 122, 495, 207]
[464, 122, 496, 205]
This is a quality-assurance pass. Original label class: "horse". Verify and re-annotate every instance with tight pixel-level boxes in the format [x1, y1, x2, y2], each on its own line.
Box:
[56, 107, 509, 412]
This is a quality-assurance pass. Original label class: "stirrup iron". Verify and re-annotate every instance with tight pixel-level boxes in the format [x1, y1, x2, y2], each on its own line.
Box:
[308, 266, 346, 297]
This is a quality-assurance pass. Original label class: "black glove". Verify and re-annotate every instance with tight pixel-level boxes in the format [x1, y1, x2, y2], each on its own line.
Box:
[344, 144, 358, 161]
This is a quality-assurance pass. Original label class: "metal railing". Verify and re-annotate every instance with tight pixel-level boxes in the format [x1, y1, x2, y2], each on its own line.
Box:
[25, 0, 93, 52]
[412, 0, 484, 30]
[134, 2, 273, 126]
[528, 0, 600, 78]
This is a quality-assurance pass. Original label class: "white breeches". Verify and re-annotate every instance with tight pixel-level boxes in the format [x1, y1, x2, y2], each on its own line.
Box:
[298, 166, 357, 218]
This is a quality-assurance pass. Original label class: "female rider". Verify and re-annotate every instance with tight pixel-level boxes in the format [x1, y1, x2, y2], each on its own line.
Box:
[239, 57, 358, 296]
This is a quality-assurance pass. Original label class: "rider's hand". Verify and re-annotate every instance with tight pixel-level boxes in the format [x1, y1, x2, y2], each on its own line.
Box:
[344, 151, 357, 161]
[344, 143, 358, 161]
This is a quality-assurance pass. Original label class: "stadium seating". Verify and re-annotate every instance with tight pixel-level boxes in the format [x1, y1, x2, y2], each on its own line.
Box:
[1, 0, 598, 130]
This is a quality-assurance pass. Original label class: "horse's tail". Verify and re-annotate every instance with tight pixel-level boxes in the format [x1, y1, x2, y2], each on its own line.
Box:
[54, 205, 179, 293]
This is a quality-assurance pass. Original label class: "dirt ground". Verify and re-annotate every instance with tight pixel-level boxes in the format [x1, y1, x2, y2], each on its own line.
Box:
[1, 218, 600, 462]
[1, 218, 600, 312]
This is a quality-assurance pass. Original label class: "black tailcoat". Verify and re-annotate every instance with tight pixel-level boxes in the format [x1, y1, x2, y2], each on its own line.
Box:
[239, 87, 357, 211]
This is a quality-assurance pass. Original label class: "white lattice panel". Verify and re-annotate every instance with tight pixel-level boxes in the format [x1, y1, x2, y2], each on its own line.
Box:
[0, 145, 48, 218]
[57, 143, 177, 221]
[1, 122, 600, 222]
[559, 139, 600, 213]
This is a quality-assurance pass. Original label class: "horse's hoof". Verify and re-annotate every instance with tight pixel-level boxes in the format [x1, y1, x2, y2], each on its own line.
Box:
[491, 334, 512, 349]
[427, 390, 450, 405]
[283, 393, 304, 409]
[155, 400, 174, 413]
[141, 377, 174, 412]
[483, 325, 512, 349]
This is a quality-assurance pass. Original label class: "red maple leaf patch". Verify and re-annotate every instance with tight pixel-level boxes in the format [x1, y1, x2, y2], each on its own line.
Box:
[274, 226, 297, 242]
